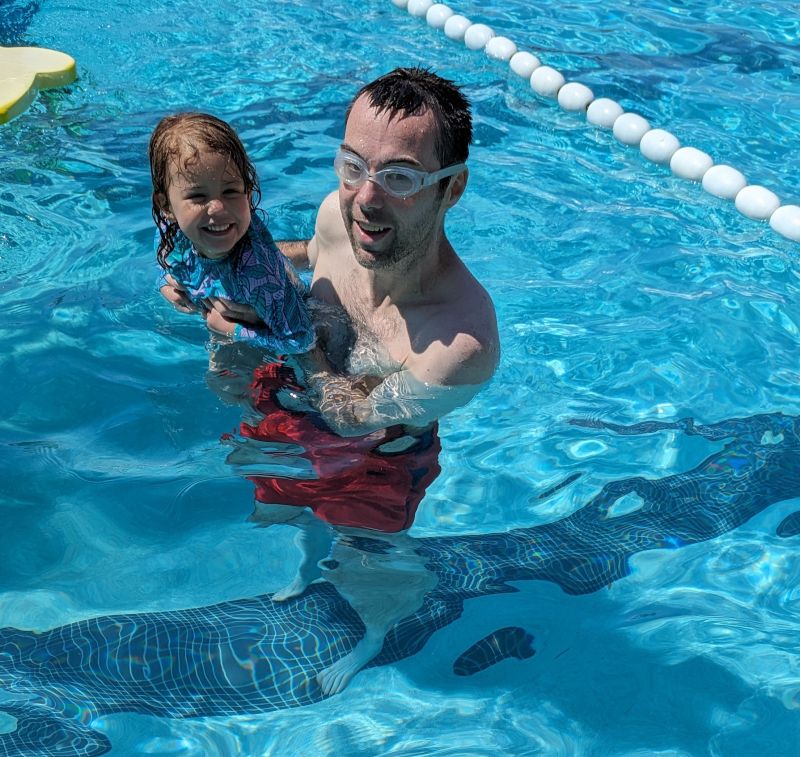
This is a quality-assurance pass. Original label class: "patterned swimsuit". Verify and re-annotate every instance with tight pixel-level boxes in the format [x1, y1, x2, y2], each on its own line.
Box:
[157, 214, 314, 354]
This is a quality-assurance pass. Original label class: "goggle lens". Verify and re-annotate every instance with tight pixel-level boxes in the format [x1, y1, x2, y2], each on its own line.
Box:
[338, 155, 366, 184]
[381, 170, 416, 196]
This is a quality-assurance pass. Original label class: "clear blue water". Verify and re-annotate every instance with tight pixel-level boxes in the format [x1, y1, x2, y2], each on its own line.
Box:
[1, 0, 799, 754]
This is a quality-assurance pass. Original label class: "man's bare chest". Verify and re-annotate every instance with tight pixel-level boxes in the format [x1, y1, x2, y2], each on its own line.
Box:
[324, 278, 410, 373]
[343, 300, 410, 375]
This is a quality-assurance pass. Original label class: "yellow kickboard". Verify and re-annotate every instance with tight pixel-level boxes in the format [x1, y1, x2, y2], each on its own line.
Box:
[0, 46, 77, 124]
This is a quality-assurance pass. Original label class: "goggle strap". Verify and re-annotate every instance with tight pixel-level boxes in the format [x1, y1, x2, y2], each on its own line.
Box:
[420, 162, 467, 188]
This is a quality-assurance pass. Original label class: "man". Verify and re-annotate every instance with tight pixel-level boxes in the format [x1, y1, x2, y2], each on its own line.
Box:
[257, 66, 500, 695]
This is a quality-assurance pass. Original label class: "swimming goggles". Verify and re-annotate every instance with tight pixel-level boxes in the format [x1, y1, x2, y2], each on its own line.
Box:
[334, 149, 466, 199]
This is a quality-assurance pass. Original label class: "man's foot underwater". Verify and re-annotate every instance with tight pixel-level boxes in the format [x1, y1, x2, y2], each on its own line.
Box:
[316, 632, 384, 695]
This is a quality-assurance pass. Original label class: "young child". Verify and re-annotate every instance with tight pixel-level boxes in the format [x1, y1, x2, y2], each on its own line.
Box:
[149, 112, 314, 355]
[149, 112, 341, 625]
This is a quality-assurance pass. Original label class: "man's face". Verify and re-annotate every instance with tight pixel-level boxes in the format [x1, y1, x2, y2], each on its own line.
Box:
[338, 96, 454, 272]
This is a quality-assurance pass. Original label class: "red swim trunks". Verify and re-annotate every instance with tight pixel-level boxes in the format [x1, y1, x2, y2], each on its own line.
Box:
[237, 362, 441, 533]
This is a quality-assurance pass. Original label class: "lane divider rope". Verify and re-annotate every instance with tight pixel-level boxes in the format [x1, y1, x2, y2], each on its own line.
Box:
[391, 0, 800, 243]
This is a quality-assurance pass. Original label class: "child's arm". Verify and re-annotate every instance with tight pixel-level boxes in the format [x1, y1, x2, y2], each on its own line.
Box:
[203, 306, 236, 337]
[202, 296, 265, 328]
[155, 229, 201, 315]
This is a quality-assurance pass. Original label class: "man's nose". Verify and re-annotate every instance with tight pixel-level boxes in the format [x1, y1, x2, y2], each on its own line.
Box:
[355, 176, 385, 209]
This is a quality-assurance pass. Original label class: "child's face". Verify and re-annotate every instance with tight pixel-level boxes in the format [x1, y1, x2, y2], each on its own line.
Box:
[163, 146, 251, 259]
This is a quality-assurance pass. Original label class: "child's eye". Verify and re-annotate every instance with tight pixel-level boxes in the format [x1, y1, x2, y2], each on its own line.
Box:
[224, 188, 243, 195]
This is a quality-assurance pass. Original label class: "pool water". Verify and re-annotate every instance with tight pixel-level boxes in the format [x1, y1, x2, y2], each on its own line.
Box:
[1, 0, 799, 754]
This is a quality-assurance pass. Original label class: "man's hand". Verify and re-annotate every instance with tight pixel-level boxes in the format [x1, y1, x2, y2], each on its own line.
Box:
[282, 347, 392, 435]
[160, 274, 199, 314]
[291, 344, 333, 381]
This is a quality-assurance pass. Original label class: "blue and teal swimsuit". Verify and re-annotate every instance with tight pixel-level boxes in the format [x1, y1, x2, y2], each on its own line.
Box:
[157, 214, 314, 354]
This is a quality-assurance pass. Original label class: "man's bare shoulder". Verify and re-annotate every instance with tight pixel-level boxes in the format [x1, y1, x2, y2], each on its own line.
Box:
[308, 191, 349, 267]
[412, 260, 500, 387]
[443, 255, 499, 342]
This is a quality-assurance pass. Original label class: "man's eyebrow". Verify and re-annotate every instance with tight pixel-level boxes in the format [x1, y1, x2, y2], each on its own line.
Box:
[339, 143, 423, 168]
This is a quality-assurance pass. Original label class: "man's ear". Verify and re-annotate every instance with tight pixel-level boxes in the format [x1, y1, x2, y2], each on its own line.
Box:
[445, 167, 468, 208]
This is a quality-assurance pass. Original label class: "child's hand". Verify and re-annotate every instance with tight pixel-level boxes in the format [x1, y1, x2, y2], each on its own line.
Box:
[160, 275, 199, 314]
[202, 297, 265, 328]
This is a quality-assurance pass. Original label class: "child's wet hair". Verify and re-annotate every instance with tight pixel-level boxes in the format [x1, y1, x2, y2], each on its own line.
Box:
[149, 112, 261, 268]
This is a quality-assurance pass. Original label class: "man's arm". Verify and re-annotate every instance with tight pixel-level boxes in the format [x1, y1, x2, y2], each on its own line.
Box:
[275, 191, 341, 271]
[284, 365, 474, 437]
[287, 331, 495, 437]
[275, 239, 312, 270]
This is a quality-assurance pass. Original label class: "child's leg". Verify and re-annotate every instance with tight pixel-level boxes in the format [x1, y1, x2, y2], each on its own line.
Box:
[271, 513, 333, 602]
[247, 501, 309, 526]
[205, 337, 264, 410]
[248, 503, 333, 602]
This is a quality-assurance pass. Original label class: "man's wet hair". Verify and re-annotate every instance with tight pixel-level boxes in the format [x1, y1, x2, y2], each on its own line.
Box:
[346, 67, 472, 169]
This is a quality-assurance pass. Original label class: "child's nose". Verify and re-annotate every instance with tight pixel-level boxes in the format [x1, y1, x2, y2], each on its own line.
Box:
[207, 197, 224, 215]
